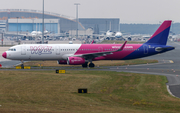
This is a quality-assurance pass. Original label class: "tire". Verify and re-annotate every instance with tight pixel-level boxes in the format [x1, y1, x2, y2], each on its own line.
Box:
[89, 63, 95, 68]
[82, 62, 88, 68]
[21, 64, 24, 69]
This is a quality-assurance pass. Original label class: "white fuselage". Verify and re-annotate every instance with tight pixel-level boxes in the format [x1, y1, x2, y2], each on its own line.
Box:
[115, 32, 122, 38]
[6, 44, 81, 60]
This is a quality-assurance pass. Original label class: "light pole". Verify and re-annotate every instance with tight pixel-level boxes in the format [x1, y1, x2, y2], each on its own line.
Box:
[50, 20, 51, 33]
[32, 19, 34, 31]
[106, 21, 107, 32]
[35, 18, 37, 41]
[42, 0, 44, 44]
[52, 21, 54, 38]
[16, 17, 19, 41]
[172, 21, 174, 35]
[74, 3, 80, 39]
[1, 33, 3, 47]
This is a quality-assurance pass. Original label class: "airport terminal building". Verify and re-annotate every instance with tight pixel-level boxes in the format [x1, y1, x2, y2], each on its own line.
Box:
[0, 9, 120, 35]
[79, 18, 119, 34]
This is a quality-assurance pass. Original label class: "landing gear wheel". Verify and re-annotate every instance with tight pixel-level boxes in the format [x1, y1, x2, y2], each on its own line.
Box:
[89, 63, 95, 68]
[82, 62, 88, 68]
[21, 64, 24, 69]
[21, 60, 24, 69]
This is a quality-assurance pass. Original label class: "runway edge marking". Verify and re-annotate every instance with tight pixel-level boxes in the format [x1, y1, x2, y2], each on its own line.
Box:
[166, 85, 179, 98]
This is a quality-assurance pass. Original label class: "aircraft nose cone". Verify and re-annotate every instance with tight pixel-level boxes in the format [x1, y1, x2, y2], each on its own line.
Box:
[2, 52, 7, 58]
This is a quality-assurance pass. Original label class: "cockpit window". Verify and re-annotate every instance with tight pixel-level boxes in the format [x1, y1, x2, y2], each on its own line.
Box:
[8, 48, 16, 51]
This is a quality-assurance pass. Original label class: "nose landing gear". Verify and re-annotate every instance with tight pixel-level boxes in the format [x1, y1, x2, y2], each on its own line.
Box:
[21, 60, 24, 69]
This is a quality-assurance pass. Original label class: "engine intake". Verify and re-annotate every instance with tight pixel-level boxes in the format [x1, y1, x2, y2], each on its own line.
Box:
[57, 60, 67, 64]
[67, 57, 85, 65]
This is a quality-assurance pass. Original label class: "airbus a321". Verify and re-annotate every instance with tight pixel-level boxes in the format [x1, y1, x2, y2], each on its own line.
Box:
[2, 20, 175, 68]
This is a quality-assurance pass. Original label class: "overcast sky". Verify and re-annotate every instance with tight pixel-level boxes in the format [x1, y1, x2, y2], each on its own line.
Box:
[1, 0, 180, 24]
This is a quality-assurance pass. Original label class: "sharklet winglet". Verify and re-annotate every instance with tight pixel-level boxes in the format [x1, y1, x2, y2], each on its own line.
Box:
[116, 41, 127, 52]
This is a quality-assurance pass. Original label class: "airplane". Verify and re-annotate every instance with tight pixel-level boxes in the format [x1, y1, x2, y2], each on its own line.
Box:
[31, 30, 49, 38]
[105, 21, 123, 40]
[105, 30, 123, 39]
[31, 31, 42, 37]
[115, 31, 123, 38]
[2, 20, 175, 68]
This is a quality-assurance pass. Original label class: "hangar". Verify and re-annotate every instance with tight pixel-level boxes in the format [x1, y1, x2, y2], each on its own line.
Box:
[0, 9, 84, 33]
[0, 9, 120, 35]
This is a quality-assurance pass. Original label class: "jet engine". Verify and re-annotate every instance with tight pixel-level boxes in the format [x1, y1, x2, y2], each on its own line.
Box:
[67, 57, 85, 65]
[57, 60, 67, 64]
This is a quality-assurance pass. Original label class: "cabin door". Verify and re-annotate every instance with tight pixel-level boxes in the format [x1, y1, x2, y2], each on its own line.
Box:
[56, 46, 60, 55]
[21, 46, 26, 55]
[98, 47, 103, 52]
[143, 45, 148, 54]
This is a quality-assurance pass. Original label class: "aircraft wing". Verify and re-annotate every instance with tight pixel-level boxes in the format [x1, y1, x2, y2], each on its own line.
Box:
[73, 41, 127, 59]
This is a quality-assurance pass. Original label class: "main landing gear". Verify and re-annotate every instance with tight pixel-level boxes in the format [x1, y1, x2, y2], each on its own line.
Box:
[89, 63, 95, 68]
[82, 62, 88, 68]
[82, 62, 95, 68]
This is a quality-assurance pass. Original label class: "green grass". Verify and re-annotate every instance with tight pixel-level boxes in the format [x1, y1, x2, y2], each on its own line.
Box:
[0, 70, 179, 113]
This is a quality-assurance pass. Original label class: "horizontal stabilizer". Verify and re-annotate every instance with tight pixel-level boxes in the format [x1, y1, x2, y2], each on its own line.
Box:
[155, 46, 175, 51]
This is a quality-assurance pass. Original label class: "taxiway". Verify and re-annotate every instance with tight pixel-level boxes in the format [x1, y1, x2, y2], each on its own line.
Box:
[0, 41, 180, 98]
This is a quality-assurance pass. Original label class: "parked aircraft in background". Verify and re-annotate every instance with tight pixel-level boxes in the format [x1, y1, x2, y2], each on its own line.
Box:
[106, 30, 113, 38]
[2, 20, 174, 68]
[105, 30, 123, 39]
[115, 31, 123, 38]
[31, 30, 49, 37]
[105, 23, 123, 39]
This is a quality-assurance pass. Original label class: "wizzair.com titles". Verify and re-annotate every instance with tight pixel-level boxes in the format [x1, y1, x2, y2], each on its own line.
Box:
[112, 46, 133, 49]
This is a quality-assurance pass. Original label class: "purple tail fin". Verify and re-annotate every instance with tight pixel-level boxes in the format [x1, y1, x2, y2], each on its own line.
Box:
[145, 20, 172, 45]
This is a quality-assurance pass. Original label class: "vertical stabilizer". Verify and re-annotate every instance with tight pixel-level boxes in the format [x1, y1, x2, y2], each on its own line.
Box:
[145, 20, 172, 45]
